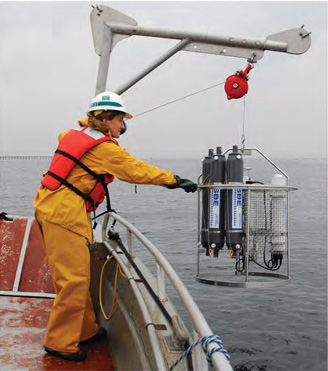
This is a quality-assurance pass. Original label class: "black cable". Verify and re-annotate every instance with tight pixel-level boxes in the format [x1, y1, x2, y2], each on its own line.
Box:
[249, 255, 282, 271]
[245, 180, 264, 185]
[107, 229, 173, 326]
[235, 254, 245, 273]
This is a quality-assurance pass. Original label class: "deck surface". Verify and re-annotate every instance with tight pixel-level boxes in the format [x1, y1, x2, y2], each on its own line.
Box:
[0, 218, 54, 293]
[0, 217, 115, 370]
[0, 296, 115, 371]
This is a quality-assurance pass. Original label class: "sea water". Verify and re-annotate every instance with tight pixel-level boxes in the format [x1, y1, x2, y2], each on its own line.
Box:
[0, 156, 326, 371]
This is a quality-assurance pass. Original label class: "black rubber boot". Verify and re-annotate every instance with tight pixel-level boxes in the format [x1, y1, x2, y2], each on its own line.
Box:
[44, 346, 87, 362]
[79, 327, 107, 345]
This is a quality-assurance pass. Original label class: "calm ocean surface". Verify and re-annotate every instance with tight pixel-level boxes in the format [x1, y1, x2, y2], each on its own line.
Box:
[0, 156, 327, 371]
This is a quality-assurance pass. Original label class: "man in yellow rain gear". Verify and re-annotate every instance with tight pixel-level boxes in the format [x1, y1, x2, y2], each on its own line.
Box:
[34, 91, 197, 362]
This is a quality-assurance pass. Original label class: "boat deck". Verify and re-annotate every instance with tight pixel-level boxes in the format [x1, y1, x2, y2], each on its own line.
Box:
[0, 216, 115, 370]
[0, 296, 115, 370]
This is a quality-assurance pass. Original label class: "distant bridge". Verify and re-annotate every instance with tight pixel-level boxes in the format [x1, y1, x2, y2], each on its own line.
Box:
[0, 156, 52, 160]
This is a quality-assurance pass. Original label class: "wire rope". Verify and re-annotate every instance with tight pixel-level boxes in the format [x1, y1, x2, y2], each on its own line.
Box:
[241, 95, 247, 150]
[133, 81, 225, 118]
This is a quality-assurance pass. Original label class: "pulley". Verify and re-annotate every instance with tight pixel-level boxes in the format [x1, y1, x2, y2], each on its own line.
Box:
[224, 63, 253, 100]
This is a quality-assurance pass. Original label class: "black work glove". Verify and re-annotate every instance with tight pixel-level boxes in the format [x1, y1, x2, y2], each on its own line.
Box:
[166, 175, 198, 193]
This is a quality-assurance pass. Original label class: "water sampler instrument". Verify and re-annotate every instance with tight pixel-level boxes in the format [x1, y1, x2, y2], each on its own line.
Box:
[90, 5, 310, 290]
[197, 146, 296, 288]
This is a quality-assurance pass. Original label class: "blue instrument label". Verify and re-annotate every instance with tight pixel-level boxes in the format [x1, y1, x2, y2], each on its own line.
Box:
[232, 189, 242, 229]
[210, 189, 220, 229]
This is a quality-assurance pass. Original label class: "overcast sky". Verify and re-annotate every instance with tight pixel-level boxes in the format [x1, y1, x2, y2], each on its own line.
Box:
[0, 1, 327, 158]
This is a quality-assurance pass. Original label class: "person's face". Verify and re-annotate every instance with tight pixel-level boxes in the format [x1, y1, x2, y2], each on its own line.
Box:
[104, 113, 125, 138]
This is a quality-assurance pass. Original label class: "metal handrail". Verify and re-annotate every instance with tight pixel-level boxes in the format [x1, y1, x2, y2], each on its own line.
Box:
[102, 213, 233, 371]
[102, 241, 165, 370]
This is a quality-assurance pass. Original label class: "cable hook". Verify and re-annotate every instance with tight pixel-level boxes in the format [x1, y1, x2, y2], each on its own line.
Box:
[247, 53, 258, 67]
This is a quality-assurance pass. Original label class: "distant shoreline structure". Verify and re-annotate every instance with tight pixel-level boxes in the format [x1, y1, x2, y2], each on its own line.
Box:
[0, 155, 53, 160]
[0, 155, 326, 161]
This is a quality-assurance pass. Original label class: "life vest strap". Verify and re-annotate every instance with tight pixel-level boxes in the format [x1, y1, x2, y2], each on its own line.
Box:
[97, 174, 112, 211]
[55, 149, 100, 179]
[48, 150, 114, 224]
[55, 150, 113, 209]
[46, 171, 95, 207]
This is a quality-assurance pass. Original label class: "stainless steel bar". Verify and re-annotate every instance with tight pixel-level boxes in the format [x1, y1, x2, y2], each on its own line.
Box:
[249, 148, 289, 184]
[109, 23, 288, 53]
[102, 214, 110, 241]
[107, 212, 233, 371]
[95, 25, 113, 95]
[156, 264, 167, 302]
[127, 230, 134, 257]
[199, 184, 296, 191]
[224, 148, 289, 183]
[115, 38, 190, 95]
[0, 290, 55, 299]
[13, 218, 33, 292]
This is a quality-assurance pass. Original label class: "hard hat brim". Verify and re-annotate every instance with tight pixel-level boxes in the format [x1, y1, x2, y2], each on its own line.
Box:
[124, 112, 133, 120]
[88, 106, 133, 119]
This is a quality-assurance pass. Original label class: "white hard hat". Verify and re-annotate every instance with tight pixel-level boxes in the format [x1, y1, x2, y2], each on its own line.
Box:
[88, 92, 133, 119]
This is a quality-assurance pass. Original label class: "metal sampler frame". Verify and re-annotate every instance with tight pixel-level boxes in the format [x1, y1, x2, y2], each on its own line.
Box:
[90, 4, 311, 95]
[196, 148, 297, 288]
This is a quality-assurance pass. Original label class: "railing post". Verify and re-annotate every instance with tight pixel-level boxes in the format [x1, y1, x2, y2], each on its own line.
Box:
[13, 218, 33, 292]
[128, 230, 134, 258]
[156, 264, 167, 302]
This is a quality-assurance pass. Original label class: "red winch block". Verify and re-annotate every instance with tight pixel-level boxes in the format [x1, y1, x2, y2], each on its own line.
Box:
[224, 64, 252, 100]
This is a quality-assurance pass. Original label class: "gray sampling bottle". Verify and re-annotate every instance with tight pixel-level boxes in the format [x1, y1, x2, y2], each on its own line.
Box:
[226, 145, 244, 251]
[207, 147, 226, 257]
[201, 149, 214, 248]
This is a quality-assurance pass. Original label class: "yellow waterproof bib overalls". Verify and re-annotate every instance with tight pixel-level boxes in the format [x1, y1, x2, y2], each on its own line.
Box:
[34, 120, 176, 353]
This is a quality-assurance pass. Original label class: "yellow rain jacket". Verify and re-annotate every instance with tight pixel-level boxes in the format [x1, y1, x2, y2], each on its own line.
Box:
[34, 118, 176, 242]
[34, 119, 177, 353]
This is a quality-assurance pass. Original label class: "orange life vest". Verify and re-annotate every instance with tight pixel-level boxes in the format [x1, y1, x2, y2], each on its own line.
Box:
[42, 127, 116, 212]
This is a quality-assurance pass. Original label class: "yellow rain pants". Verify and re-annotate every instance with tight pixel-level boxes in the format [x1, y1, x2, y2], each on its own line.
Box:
[36, 218, 99, 352]
[34, 121, 177, 353]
